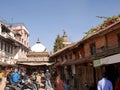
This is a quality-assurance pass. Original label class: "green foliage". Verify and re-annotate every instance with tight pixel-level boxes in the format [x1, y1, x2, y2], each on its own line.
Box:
[53, 35, 65, 52]
[84, 27, 96, 35]
[84, 14, 120, 37]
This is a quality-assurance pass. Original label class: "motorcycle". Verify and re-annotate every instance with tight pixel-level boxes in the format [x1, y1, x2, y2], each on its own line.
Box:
[21, 77, 37, 90]
[5, 76, 37, 90]
[5, 82, 22, 90]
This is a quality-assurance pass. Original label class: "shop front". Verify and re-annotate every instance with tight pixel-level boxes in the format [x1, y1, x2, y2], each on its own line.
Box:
[93, 53, 120, 89]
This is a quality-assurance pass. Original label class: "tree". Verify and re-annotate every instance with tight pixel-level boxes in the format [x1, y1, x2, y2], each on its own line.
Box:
[53, 35, 65, 52]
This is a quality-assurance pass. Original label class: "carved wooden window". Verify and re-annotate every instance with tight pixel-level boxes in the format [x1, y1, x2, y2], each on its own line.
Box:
[90, 43, 96, 55]
[117, 33, 120, 47]
[69, 53, 72, 60]
[1, 41, 3, 50]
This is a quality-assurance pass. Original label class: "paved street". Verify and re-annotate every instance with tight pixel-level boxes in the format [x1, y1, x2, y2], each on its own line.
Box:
[0, 77, 54, 90]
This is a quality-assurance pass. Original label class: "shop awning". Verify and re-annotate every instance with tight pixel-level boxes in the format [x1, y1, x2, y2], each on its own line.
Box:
[93, 53, 120, 67]
[18, 62, 54, 66]
[0, 61, 10, 66]
[101, 53, 120, 65]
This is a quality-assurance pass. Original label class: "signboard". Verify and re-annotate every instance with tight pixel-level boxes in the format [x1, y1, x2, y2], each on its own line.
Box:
[93, 59, 101, 67]
[93, 53, 120, 67]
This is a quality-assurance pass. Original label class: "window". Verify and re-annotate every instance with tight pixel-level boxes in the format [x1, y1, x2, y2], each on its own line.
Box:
[61, 57, 63, 61]
[90, 43, 96, 55]
[65, 55, 68, 60]
[8, 44, 10, 53]
[1, 41, 3, 50]
[22, 39, 23, 43]
[69, 54, 72, 59]
[5, 43, 7, 51]
[11, 46, 13, 54]
[6, 43, 9, 52]
[78, 51, 82, 59]
[117, 33, 120, 47]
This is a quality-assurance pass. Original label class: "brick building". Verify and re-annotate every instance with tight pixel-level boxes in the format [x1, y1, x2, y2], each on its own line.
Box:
[50, 15, 120, 90]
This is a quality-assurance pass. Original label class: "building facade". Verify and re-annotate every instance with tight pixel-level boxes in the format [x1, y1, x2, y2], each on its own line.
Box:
[11, 24, 30, 60]
[0, 21, 30, 65]
[50, 15, 120, 90]
[17, 39, 52, 73]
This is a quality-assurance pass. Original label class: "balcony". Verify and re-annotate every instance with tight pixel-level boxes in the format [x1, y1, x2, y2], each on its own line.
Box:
[4, 51, 14, 58]
[1, 32, 15, 42]
[0, 50, 14, 57]
[62, 46, 120, 66]
[93, 46, 120, 59]
[15, 31, 22, 36]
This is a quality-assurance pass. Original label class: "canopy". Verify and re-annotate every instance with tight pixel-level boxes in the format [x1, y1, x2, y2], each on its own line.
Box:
[93, 53, 120, 67]
[18, 62, 54, 66]
[0, 61, 9, 66]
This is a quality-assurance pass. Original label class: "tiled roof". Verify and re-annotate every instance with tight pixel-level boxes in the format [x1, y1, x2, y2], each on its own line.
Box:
[50, 42, 77, 57]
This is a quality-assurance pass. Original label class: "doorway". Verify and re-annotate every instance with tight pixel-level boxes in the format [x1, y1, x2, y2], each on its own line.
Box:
[105, 64, 116, 89]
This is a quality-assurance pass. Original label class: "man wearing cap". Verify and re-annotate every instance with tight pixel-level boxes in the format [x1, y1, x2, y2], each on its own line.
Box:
[45, 69, 52, 89]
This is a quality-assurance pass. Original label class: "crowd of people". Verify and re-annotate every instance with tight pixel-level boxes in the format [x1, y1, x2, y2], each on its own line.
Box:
[0, 67, 42, 90]
[0, 67, 69, 90]
[44, 69, 69, 90]
[0, 67, 120, 90]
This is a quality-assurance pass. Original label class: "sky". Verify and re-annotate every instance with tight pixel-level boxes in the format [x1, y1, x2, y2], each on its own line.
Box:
[0, 0, 120, 52]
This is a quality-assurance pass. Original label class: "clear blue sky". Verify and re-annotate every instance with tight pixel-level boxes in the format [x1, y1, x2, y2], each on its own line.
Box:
[0, 0, 120, 52]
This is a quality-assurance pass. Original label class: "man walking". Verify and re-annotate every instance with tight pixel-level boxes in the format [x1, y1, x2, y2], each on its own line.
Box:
[97, 72, 113, 90]
[45, 69, 52, 90]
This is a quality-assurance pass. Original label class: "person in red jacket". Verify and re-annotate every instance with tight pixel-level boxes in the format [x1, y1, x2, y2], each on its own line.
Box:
[55, 75, 64, 90]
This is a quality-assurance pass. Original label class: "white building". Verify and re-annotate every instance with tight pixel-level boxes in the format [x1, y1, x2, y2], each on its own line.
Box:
[0, 21, 30, 65]
[17, 39, 52, 72]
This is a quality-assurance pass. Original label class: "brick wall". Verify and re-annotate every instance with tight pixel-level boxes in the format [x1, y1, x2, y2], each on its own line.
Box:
[107, 29, 119, 49]
[84, 28, 120, 57]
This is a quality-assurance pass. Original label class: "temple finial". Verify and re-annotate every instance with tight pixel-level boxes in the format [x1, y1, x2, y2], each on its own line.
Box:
[63, 29, 67, 37]
[36, 38, 40, 43]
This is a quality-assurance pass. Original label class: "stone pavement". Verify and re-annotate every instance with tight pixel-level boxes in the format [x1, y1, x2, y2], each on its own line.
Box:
[0, 77, 54, 90]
